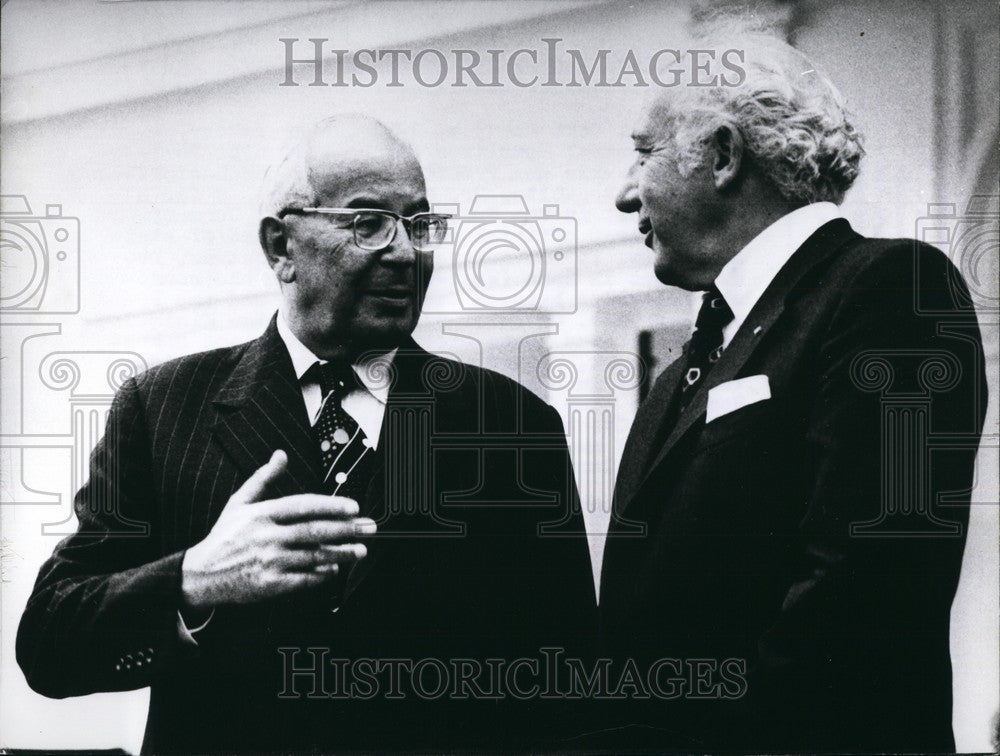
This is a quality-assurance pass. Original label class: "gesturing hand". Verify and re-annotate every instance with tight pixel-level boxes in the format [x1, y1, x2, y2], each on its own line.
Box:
[181, 450, 375, 611]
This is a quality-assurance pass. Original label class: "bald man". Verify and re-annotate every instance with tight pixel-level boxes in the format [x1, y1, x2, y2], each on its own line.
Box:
[17, 115, 595, 753]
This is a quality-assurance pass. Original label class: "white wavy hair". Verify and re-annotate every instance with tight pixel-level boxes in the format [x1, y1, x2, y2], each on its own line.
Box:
[667, 26, 864, 204]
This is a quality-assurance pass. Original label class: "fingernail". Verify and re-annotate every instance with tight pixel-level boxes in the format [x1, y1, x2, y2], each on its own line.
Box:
[355, 519, 377, 535]
[353, 543, 368, 559]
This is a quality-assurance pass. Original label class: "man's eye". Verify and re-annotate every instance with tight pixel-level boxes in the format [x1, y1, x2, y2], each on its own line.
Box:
[353, 214, 385, 234]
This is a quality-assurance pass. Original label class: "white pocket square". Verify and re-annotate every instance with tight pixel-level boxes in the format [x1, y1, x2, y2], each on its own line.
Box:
[706, 375, 771, 423]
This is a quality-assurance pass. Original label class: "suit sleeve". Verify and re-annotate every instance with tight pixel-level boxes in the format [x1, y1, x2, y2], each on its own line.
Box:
[746, 243, 987, 750]
[514, 394, 599, 746]
[524, 400, 598, 649]
[17, 376, 190, 698]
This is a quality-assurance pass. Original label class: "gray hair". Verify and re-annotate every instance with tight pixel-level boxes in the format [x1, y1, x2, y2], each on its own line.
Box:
[258, 124, 319, 219]
[668, 25, 864, 204]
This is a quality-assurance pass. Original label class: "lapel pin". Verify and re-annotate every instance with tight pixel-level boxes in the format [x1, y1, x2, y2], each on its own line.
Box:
[753, 325, 763, 335]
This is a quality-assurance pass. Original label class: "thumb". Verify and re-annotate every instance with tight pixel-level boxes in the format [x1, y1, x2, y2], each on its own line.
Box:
[234, 449, 288, 504]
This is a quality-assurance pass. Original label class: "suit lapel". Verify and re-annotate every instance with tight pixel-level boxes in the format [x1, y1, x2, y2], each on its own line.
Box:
[211, 316, 321, 500]
[620, 219, 859, 512]
[612, 349, 687, 511]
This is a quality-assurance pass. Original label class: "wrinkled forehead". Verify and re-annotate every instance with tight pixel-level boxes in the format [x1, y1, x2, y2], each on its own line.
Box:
[306, 133, 427, 207]
[631, 90, 683, 145]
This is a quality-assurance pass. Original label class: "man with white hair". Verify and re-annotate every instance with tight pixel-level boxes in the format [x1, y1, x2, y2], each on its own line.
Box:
[18, 114, 595, 753]
[599, 32, 986, 752]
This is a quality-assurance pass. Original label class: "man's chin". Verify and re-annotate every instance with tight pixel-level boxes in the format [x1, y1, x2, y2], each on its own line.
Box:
[352, 316, 419, 351]
[653, 256, 680, 289]
[653, 249, 701, 292]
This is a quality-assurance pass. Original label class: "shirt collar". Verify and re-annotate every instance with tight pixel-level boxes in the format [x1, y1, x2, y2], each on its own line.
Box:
[276, 310, 395, 404]
[714, 202, 841, 326]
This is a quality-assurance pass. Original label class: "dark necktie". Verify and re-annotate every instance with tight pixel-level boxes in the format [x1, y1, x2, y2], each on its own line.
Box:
[677, 285, 735, 413]
[305, 361, 373, 495]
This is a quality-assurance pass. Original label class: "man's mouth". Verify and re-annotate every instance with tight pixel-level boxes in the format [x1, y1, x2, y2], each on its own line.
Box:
[367, 288, 411, 303]
[637, 218, 653, 246]
[638, 219, 654, 249]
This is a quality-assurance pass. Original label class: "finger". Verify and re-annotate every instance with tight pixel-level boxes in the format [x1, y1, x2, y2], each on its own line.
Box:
[317, 543, 368, 565]
[277, 572, 329, 592]
[282, 519, 376, 546]
[267, 496, 360, 523]
[233, 450, 288, 504]
[278, 550, 344, 573]
[282, 544, 366, 572]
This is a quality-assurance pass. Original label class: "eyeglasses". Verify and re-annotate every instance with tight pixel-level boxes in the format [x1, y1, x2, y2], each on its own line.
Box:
[279, 207, 451, 252]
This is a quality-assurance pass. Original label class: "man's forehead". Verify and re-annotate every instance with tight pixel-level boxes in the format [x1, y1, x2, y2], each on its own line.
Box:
[309, 156, 426, 208]
[307, 139, 426, 202]
[631, 93, 677, 143]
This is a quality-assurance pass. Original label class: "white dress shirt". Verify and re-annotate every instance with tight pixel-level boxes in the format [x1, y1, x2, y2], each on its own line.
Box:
[275, 311, 394, 448]
[713, 202, 842, 348]
[179, 313, 396, 643]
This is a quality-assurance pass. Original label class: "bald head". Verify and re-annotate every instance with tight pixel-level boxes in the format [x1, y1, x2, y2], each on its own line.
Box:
[259, 114, 424, 219]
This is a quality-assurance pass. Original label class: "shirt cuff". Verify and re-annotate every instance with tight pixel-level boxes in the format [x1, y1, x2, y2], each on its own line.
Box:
[176, 607, 215, 645]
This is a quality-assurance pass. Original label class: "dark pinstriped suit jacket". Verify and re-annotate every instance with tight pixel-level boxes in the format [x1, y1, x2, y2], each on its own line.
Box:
[18, 316, 596, 753]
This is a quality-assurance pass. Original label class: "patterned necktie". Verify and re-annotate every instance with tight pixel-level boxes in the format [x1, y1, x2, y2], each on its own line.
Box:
[677, 285, 734, 412]
[305, 361, 373, 495]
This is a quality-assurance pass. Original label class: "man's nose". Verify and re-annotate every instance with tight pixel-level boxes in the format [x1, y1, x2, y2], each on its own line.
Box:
[382, 218, 418, 262]
[615, 170, 640, 214]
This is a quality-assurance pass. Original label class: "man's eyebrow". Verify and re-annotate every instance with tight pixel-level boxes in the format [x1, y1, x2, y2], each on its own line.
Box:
[342, 197, 385, 209]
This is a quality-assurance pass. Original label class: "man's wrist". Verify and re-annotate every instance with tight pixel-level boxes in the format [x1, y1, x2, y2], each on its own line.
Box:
[180, 545, 213, 614]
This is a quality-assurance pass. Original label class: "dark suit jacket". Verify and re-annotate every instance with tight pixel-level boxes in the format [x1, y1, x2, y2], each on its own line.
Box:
[599, 220, 987, 753]
[17, 317, 596, 753]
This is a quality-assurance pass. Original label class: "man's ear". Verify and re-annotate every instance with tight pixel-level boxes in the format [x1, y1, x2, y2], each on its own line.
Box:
[259, 216, 295, 284]
[710, 123, 744, 191]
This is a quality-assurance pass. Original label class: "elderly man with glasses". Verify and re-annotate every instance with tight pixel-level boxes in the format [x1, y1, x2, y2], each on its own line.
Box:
[17, 114, 596, 754]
